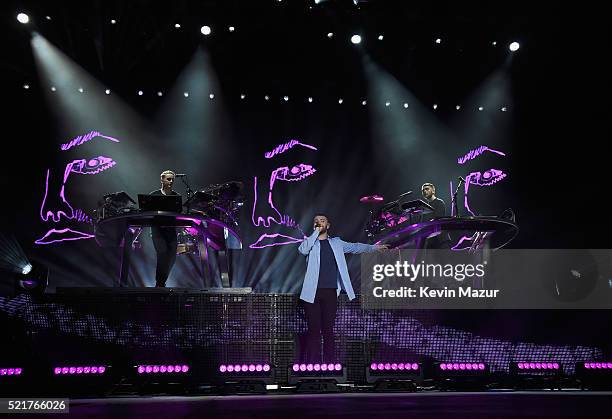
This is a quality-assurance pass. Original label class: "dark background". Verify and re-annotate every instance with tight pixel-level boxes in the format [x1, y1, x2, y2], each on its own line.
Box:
[0, 1, 609, 291]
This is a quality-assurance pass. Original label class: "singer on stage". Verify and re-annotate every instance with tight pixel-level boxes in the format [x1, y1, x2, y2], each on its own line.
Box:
[298, 214, 388, 363]
[150, 170, 180, 287]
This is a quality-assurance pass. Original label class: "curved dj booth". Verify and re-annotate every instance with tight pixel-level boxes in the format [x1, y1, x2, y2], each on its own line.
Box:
[95, 211, 241, 288]
[372, 216, 519, 250]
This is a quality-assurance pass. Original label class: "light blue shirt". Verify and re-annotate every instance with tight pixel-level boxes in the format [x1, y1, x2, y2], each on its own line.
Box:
[298, 229, 378, 303]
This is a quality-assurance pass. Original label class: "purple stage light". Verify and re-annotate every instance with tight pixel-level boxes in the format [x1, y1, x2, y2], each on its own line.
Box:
[84, 367, 91, 374]
[321, 364, 328, 371]
[62, 367, 69, 374]
[262, 364, 271, 372]
[452, 363, 459, 370]
[314, 364, 321, 371]
[69, 367, 76, 374]
[248, 364, 255, 372]
[440, 364, 447, 370]
[220, 365, 227, 373]
[16, 368, 22, 375]
[334, 364, 342, 371]
[299, 364, 306, 372]
[226, 365, 233, 373]
[181, 365, 189, 373]
[76, 367, 83, 374]
[370, 363, 377, 370]
[306, 364, 313, 371]
[160, 366, 167, 373]
[398, 363, 405, 370]
[377, 363, 384, 370]
[145, 366, 153, 373]
[256, 364, 263, 372]
[99, 366, 106, 374]
[384, 363, 391, 370]
[233, 364, 240, 372]
[292, 364, 299, 372]
[241, 364, 248, 372]
[54, 367, 61, 375]
[91, 366, 98, 374]
[8, 369, 15, 375]
[391, 363, 398, 370]
[153, 366, 160, 373]
[138, 366, 145, 374]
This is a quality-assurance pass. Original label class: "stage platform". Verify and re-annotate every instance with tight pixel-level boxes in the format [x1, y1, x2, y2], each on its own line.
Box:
[60, 392, 612, 419]
[0, 288, 610, 394]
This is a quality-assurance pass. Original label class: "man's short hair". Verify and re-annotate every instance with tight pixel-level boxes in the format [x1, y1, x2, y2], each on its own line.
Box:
[160, 170, 175, 180]
[313, 213, 329, 222]
[421, 182, 435, 192]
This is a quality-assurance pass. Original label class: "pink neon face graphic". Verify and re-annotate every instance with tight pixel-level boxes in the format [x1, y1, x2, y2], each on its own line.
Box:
[68, 156, 116, 175]
[36, 130, 119, 245]
[250, 139, 318, 249]
[265, 139, 318, 159]
[452, 146, 508, 250]
[457, 145, 506, 165]
[464, 169, 507, 216]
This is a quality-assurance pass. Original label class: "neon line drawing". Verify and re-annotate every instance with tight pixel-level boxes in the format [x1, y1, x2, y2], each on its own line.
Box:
[251, 140, 318, 249]
[35, 228, 95, 245]
[37, 130, 120, 245]
[264, 139, 318, 159]
[249, 233, 305, 249]
[464, 169, 507, 216]
[457, 145, 506, 165]
[60, 130, 119, 151]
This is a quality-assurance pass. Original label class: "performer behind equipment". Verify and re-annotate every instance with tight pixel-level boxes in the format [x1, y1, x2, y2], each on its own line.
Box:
[420, 182, 450, 249]
[298, 214, 388, 363]
[150, 170, 180, 287]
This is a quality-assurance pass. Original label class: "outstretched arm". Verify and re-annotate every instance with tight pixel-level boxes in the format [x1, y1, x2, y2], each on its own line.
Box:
[298, 228, 320, 255]
[341, 240, 389, 254]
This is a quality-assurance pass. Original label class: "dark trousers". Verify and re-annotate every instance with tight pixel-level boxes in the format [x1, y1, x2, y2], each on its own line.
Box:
[302, 288, 338, 363]
[151, 227, 177, 287]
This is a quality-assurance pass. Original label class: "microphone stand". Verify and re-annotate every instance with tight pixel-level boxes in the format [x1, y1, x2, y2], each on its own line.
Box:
[179, 175, 195, 213]
[452, 178, 465, 218]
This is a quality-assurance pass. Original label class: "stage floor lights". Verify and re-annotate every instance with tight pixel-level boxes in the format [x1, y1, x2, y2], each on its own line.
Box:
[435, 362, 490, 390]
[289, 363, 347, 393]
[510, 361, 563, 390]
[217, 363, 274, 394]
[367, 362, 422, 392]
[576, 362, 612, 389]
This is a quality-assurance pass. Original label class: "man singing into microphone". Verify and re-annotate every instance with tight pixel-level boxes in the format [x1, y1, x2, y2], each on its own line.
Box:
[298, 214, 388, 363]
[150, 170, 180, 287]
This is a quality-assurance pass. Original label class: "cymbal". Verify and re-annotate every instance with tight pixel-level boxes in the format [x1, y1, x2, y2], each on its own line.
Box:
[359, 194, 384, 203]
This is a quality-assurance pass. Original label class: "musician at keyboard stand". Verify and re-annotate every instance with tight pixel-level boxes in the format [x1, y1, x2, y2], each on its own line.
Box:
[298, 214, 388, 363]
[149, 170, 181, 287]
[420, 182, 451, 249]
